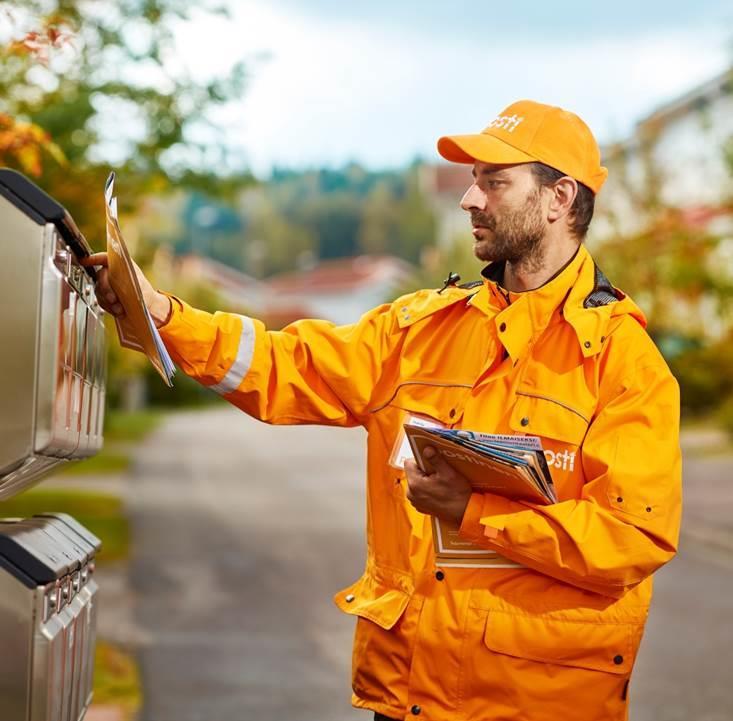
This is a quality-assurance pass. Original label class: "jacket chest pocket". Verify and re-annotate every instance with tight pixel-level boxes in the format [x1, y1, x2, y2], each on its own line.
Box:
[386, 381, 472, 426]
[370, 382, 472, 499]
[508, 390, 593, 495]
[374, 380, 473, 426]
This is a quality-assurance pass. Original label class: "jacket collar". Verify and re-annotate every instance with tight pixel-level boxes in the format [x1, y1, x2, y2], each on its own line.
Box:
[469, 245, 634, 361]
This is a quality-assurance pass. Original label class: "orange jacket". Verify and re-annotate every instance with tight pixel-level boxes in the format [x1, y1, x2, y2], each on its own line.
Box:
[159, 245, 681, 721]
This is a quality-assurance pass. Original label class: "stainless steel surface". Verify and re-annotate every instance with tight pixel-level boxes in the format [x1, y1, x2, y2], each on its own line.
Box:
[0, 195, 45, 479]
[0, 191, 107, 499]
[0, 516, 101, 721]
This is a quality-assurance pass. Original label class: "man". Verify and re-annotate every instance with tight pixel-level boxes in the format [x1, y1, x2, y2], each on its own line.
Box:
[85, 100, 681, 721]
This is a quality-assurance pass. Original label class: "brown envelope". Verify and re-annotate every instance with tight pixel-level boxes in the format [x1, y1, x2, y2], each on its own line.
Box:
[105, 172, 172, 386]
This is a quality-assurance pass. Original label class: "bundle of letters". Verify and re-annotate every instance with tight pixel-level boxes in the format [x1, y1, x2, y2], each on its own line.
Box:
[405, 425, 557, 567]
[104, 172, 176, 386]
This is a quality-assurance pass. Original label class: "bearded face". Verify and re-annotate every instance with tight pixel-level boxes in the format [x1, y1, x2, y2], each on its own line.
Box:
[470, 187, 546, 266]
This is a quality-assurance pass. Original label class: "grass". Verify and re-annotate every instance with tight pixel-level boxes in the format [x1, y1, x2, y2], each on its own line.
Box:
[92, 640, 143, 719]
[0, 487, 129, 562]
[60, 452, 131, 475]
[103, 408, 163, 443]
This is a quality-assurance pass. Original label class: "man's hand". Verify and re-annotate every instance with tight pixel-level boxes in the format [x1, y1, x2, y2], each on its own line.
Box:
[80, 252, 172, 328]
[404, 447, 472, 526]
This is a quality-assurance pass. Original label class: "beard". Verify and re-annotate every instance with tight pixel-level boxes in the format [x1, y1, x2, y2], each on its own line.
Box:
[471, 188, 546, 270]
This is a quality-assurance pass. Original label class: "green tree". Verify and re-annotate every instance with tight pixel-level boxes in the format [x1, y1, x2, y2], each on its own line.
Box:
[358, 181, 401, 256]
[0, 0, 255, 409]
[0, 0, 252, 241]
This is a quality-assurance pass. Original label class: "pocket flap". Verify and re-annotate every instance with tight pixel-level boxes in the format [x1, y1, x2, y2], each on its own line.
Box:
[333, 570, 413, 630]
[484, 609, 639, 675]
[509, 392, 589, 446]
[377, 381, 472, 425]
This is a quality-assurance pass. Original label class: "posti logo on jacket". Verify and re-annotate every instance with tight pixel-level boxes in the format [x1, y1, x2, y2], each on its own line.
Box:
[545, 448, 576, 472]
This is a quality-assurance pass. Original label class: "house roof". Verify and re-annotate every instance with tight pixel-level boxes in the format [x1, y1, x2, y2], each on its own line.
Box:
[265, 255, 414, 294]
[638, 66, 732, 131]
[603, 66, 733, 159]
[177, 254, 265, 293]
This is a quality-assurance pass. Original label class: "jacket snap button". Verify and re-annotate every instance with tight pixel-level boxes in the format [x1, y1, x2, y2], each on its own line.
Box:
[499, 322, 506, 332]
[411, 705, 421, 715]
[449, 408, 456, 418]
[345, 594, 355, 603]
[613, 654, 624, 665]
[617, 497, 623, 503]
[584, 341, 591, 349]
[646, 506, 652, 513]
[520, 417, 529, 427]
[435, 570, 445, 581]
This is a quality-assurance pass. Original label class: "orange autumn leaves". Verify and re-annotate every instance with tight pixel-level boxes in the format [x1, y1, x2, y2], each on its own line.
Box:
[0, 11, 72, 175]
[0, 113, 65, 176]
[6, 23, 73, 64]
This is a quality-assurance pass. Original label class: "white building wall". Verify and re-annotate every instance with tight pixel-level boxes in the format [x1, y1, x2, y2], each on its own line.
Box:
[592, 72, 733, 245]
[652, 93, 733, 207]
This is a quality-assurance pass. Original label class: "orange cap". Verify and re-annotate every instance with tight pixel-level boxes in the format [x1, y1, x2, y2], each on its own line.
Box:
[437, 100, 608, 194]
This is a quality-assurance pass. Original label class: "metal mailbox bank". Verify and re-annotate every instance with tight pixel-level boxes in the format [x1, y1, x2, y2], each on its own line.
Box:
[0, 169, 107, 721]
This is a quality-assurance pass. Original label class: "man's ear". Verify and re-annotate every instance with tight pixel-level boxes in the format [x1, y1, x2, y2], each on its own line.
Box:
[546, 177, 577, 223]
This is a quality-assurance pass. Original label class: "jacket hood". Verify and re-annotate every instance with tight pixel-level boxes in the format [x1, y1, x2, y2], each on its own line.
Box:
[562, 248, 647, 357]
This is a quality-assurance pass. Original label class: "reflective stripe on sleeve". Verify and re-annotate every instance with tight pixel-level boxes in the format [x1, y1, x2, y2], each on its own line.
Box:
[209, 315, 256, 395]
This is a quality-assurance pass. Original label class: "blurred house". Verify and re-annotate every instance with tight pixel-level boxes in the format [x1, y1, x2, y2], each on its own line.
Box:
[174, 254, 267, 313]
[418, 163, 473, 248]
[172, 252, 414, 327]
[265, 255, 414, 326]
[594, 67, 733, 242]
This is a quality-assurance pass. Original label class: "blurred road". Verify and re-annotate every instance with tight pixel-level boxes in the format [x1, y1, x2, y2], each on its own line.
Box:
[127, 407, 733, 721]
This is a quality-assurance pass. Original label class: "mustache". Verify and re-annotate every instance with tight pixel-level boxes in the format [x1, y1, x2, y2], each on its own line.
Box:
[471, 212, 496, 230]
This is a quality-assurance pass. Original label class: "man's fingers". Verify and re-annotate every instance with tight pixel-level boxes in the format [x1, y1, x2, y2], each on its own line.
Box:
[423, 448, 456, 479]
[80, 252, 109, 268]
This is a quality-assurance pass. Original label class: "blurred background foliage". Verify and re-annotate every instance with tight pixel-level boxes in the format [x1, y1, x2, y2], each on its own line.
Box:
[0, 1, 732, 431]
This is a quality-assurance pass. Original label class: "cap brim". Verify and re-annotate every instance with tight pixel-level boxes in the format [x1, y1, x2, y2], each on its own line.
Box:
[437, 133, 537, 166]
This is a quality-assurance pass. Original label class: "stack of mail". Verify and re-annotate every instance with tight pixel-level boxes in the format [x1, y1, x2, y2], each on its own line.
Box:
[104, 172, 175, 386]
[406, 426, 556, 505]
[405, 425, 557, 567]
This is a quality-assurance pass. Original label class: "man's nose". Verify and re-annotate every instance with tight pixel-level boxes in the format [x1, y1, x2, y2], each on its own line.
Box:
[460, 183, 485, 212]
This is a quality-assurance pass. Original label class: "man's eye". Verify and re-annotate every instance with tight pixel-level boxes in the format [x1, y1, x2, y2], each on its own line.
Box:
[487, 180, 502, 189]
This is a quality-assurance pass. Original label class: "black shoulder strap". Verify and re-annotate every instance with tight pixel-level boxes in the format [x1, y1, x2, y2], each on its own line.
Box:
[458, 280, 483, 289]
[584, 265, 621, 308]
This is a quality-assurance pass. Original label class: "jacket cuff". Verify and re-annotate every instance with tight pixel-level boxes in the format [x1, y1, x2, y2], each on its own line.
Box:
[458, 492, 517, 545]
[156, 291, 185, 332]
[458, 493, 488, 544]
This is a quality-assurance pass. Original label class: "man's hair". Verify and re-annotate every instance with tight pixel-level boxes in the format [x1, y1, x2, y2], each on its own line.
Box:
[530, 162, 595, 240]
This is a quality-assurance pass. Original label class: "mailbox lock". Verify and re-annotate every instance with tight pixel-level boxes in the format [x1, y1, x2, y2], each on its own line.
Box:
[62, 586, 69, 600]
[81, 569, 88, 583]
[72, 577, 80, 592]
[54, 247, 69, 268]
[48, 595, 56, 609]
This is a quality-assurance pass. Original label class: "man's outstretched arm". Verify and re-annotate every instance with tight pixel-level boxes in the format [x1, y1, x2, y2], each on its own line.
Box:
[83, 252, 398, 427]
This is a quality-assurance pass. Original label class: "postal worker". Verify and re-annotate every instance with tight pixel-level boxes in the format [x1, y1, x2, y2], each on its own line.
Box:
[85, 99, 682, 721]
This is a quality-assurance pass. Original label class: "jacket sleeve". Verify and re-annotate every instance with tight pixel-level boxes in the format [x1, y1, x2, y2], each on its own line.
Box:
[157, 295, 401, 426]
[458, 362, 682, 598]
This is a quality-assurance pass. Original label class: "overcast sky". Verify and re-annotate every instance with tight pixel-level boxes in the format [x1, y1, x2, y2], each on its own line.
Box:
[172, 0, 732, 177]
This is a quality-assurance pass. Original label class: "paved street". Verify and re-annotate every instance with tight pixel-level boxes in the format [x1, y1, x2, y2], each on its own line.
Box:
[125, 406, 733, 721]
